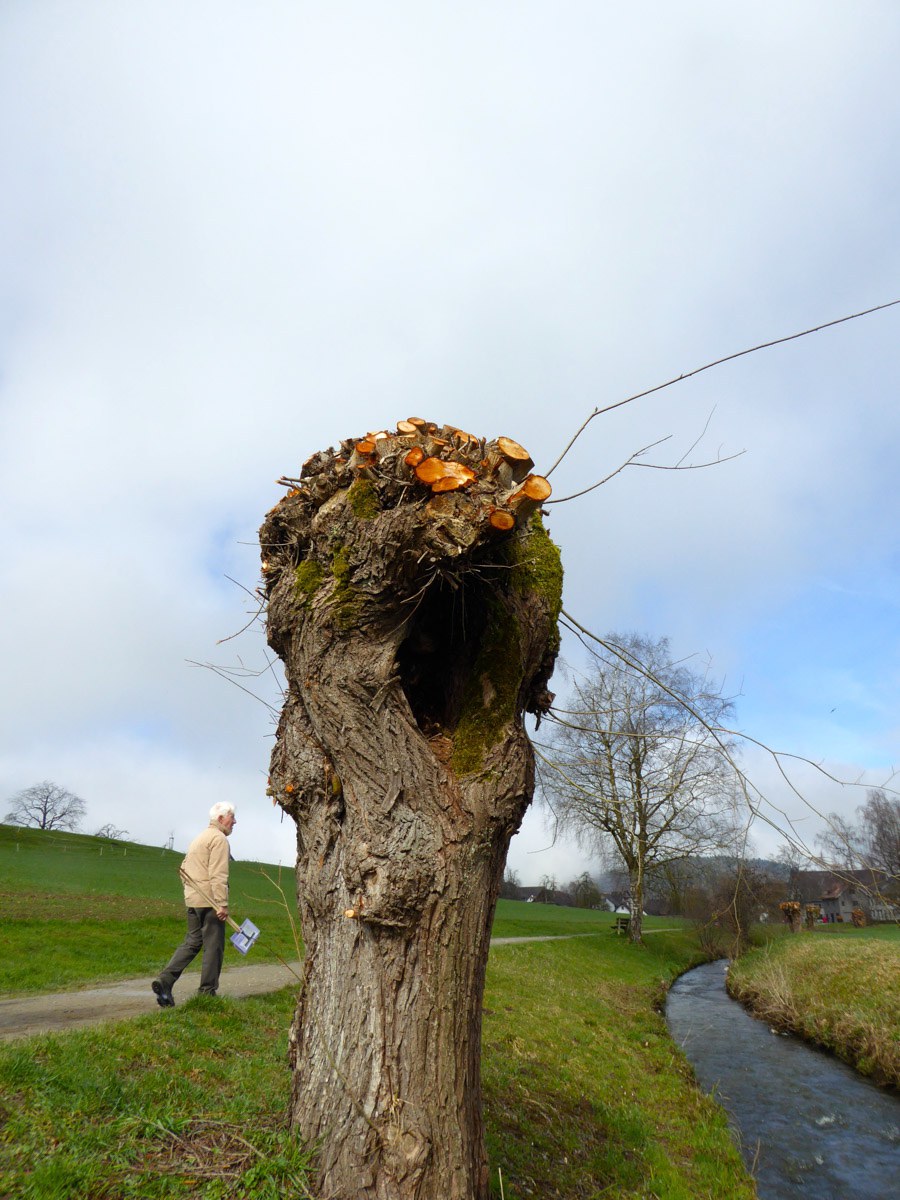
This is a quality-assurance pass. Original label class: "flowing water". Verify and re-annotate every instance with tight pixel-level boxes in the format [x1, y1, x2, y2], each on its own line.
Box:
[665, 960, 899, 1199]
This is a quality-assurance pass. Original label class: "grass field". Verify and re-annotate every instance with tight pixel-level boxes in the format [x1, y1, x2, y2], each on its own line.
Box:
[0, 824, 303, 993]
[727, 923, 900, 1087]
[0, 825, 756, 1197]
[483, 932, 752, 1199]
[491, 897, 621, 939]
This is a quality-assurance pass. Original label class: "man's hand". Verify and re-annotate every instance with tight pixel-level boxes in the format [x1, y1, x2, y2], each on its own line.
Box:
[216, 907, 228, 921]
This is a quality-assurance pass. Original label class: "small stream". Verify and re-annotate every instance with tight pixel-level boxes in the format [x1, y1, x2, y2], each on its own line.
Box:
[666, 960, 899, 1199]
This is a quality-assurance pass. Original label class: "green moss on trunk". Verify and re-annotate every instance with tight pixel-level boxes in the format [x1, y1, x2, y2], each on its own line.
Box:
[295, 561, 325, 608]
[348, 478, 380, 520]
[330, 545, 364, 630]
[451, 518, 562, 776]
[451, 599, 522, 775]
[507, 514, 563, 618]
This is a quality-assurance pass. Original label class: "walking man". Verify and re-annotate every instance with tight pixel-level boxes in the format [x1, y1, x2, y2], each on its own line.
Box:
[152, 801, 237, 1007]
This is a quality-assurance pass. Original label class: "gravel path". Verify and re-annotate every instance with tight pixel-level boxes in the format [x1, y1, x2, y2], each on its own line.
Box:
[0, 934, 598, 1042]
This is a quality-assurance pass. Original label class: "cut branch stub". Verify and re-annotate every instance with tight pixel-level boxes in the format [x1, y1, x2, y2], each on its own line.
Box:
[488, 509, 515, 532]
[497, 435, 533, 466]
[258, 420, 553, 611]
[506, 474, 552, 520]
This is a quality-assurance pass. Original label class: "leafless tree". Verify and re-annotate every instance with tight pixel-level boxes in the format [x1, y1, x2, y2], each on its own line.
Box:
[817, 788, 900, 896]
[860, 789, 900, 879]
[5, 781, 87, 832]
[568, 870, 603, 909]
[95, 823, 129, 840]
[499, 866, 522, 899]
[775, 841, 807, 900]
[706, 858, 783, 955]
[537, 633, 741, 943]
[535, 872, 564, 904]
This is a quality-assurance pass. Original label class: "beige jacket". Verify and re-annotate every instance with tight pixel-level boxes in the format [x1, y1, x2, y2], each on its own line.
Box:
[179, 822, 230, 910]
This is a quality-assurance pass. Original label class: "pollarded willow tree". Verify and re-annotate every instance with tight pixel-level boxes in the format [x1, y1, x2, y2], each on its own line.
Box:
[259, 420, 562, 1200]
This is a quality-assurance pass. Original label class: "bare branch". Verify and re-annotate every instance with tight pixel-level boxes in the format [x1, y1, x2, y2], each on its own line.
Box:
[186, 658, 281, 717]
[546, 428, 745, 506]
[544, 298, 900, 478]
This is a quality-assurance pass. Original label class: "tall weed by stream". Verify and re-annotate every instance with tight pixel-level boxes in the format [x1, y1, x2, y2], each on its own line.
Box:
[728, 928, 900, 1087]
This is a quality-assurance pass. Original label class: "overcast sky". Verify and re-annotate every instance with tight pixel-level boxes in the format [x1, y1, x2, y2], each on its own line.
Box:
[2, 2, 898, 883]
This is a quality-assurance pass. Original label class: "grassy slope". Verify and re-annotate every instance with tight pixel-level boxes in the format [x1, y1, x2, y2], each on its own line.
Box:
[727, 924, 900, 1087]
[0, 824, 302, 993]
[0, 826, 755, 1198]
[484, 934, 752, 1199]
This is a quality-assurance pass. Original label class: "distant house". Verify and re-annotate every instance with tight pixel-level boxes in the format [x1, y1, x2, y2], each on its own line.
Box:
[820, 879, 864, 923]
[869, 900, 900, 922]
[816, 872, 900, 923]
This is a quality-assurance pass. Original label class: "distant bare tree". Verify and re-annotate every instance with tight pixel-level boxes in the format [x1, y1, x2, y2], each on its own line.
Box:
[776, 842, 807, 900]
[536, 873, 560, 903]
[568, 870, 603, 909]
[539, 633, 740, 943]
[818, 788, 900, 880]
[96, 823, 129, 841]
[708, 859, 782, 955]
[858, 790, 900, 879]
[5, 781, 87, 832]
[650, 856, 716, 917]
[499, 867, 522, 900]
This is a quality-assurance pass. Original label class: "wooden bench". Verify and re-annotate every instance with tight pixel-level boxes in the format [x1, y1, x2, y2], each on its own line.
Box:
[612, 916, 630, 935]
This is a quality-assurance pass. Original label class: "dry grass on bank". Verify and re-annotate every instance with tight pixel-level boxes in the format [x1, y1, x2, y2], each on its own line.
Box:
[727, 931, 900, 1087]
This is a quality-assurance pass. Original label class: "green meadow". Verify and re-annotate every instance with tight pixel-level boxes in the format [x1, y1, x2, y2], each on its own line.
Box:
[0, 825, 755, 1198]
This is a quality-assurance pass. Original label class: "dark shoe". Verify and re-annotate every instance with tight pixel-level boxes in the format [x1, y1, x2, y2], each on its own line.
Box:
[152, 980, 175, 1008]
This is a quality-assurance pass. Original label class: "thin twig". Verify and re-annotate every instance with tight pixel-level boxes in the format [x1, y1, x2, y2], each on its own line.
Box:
[544, 298, 900, 478]
[186, 659, 281, 716]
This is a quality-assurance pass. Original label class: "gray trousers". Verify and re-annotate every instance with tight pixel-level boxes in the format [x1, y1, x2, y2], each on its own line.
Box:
[159, 907, 225, 994]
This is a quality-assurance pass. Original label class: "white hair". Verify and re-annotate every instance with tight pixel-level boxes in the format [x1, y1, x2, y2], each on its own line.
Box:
[209, 801, 235, 821]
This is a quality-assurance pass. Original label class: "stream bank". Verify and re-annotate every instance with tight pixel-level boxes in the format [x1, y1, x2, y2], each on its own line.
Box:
[666, 959, 899, 1199]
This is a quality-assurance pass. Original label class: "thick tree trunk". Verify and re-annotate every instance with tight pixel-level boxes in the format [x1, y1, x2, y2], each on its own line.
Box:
[260, 422, 561, 1199]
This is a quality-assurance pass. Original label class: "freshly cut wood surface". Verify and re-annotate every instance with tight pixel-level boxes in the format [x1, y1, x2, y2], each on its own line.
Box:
[497, 436, 533, 464]
[414, 457, 476, 489]
[489, 509, 516, 531]
[517, 474, 551, 501]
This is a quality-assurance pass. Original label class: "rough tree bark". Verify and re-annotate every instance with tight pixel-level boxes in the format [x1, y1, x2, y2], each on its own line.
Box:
[259, 420, 562, 1200]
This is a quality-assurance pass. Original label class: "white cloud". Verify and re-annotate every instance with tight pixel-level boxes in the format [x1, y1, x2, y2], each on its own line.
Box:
[1, 2, 898, 869]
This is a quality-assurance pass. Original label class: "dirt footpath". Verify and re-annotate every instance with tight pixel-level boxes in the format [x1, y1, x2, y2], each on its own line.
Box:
[0, 935, 596, 1042]
[0, 960, 303, 1041]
